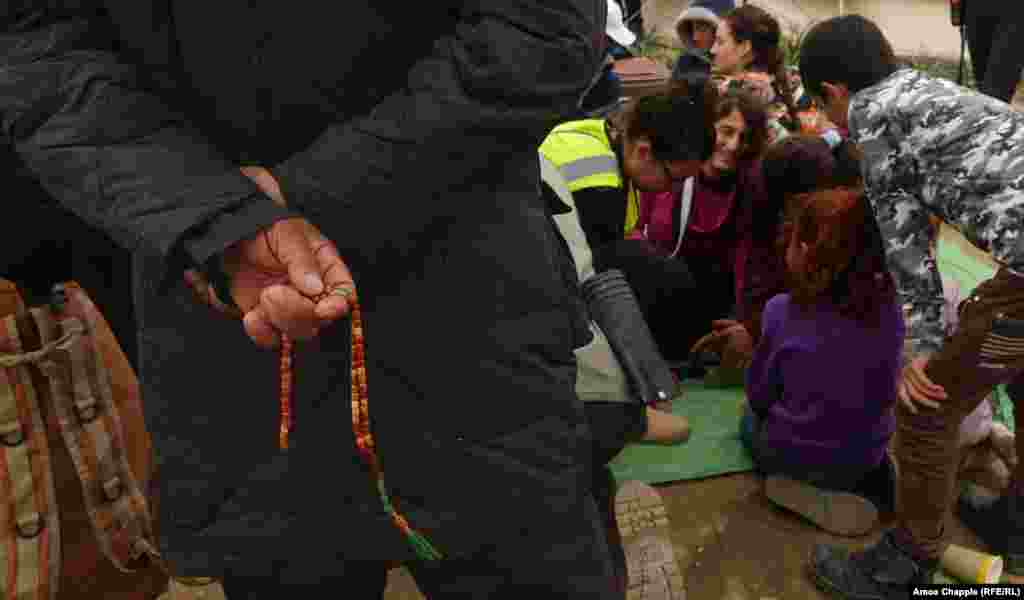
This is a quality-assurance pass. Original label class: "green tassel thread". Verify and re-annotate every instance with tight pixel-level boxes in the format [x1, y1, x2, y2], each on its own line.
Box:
[378, 479, 443, 561]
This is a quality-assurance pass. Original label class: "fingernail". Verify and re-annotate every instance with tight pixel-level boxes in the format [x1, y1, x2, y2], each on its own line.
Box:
[305, 274, 324, 294]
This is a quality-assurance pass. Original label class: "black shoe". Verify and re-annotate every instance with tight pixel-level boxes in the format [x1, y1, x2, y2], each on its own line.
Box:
[957, 493, 1024, 576]
[809, 531, 936, 600]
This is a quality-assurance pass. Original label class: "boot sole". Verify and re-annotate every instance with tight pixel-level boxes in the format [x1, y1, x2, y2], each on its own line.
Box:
[615, 480, 685, 600]
[765, 475, 878, 537]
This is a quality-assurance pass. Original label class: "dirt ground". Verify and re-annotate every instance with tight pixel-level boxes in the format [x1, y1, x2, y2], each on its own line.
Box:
[159, 469, 984, 600]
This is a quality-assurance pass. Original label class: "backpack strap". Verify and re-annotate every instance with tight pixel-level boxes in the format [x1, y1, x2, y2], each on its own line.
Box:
[30, 291, 157, 574]
[0, 313, 61, 600]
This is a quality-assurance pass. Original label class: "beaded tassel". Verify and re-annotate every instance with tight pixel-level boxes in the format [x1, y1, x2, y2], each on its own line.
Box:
[278, 285, 442, 561]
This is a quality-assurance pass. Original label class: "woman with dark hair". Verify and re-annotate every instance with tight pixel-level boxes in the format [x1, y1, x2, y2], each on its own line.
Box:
[630, 88, 777, 367]
[692, 134, 862, 371]
[743, 174, 902, 537]
[547, 86, 715, 254]
[540, 85, 715, 597]
[710, 4, 832, 143]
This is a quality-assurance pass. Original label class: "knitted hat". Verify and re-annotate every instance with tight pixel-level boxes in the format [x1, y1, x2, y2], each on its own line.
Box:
[675, 0, 736, 41]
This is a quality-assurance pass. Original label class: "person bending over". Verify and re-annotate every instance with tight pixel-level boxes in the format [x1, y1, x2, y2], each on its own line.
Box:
[799, 14, 1024, 595]
[632, 89, 773, 366]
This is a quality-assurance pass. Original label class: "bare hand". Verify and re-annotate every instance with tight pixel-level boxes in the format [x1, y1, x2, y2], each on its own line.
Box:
[186, 167, 354, 349]
[690, 319, 754, 370]
[897, 355, 948, 413]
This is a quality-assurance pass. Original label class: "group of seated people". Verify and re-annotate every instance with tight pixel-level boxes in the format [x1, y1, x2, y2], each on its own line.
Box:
[542, 2, 1021, 593]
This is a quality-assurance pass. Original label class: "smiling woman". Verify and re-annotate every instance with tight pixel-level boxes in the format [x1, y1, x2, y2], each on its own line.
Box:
[705, 91, 767, 177]
[623, 88, 779, 365]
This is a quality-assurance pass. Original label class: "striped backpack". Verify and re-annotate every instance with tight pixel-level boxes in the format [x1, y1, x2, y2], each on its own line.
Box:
[0, 279, 167, 600]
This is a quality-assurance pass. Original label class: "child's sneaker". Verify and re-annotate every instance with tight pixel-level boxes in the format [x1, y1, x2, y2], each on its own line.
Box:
[615, 480, 685, 600]
[764, 475, 878, 536]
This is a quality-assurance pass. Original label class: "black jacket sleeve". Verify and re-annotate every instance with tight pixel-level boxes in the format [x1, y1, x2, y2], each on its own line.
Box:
[0, 6, 294, 286]
[572, 187, 629, 250]
[271, 1, 605, 267]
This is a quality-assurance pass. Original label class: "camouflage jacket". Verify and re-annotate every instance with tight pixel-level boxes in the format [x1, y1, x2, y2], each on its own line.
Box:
[849, 68, 1024, 357]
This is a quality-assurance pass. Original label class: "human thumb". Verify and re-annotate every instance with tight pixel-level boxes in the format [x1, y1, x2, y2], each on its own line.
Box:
[270, 219, 324, 297]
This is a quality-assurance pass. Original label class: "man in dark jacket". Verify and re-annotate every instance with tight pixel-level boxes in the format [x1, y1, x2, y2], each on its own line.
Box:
[1, 1, 614, 597]
[964, 0, 1024, 103]
[671, 0, 735, 86]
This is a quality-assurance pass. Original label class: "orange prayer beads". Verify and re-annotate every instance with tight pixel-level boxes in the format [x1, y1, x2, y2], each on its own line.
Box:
[277, 284, 440, 559]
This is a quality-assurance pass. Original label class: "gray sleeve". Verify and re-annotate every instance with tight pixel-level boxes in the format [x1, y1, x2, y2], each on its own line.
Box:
[870, 189, 946, 358]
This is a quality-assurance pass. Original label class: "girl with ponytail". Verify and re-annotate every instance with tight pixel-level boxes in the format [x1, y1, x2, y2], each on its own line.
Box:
[710, 4, 832, 143]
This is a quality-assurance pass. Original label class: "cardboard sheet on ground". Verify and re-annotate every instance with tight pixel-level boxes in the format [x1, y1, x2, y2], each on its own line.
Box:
[609, 379, 753, 484]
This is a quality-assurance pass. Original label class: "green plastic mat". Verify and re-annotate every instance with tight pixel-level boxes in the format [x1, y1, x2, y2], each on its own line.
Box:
[610, 379, 753, 484]
[935, 226, 1014, 432]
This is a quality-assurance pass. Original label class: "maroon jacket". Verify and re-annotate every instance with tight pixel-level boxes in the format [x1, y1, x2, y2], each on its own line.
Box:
[637, 161, 786, 340]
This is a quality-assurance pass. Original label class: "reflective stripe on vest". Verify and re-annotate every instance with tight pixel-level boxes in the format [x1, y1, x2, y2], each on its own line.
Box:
[539, 119, 638, 234]
[559, 155, 620, 188]
[540, 153, 595, 282]
[540, 120, 621, 193]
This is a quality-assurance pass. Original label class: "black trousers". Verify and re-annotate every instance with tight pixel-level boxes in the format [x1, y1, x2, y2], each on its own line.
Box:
[399, 405, 633, 599]
[594, 240, 734, 362]
[965, 1, 1024, 103]
[584, 401, 647, 594]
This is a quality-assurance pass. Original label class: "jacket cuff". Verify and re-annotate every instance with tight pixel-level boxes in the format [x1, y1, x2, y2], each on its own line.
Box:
[168, 197, 296, 291]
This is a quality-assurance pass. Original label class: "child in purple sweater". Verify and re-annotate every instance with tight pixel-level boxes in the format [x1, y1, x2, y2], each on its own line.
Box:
[742, 183, 904, 537]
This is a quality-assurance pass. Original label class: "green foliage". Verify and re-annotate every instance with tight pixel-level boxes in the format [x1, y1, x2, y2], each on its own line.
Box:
[778, 18, 974, 88]
[903, 53, 975, 87]
[780, 22, 808, 68]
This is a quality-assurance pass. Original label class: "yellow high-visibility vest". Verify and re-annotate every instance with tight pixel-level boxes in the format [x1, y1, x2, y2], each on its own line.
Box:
[538, 119, 639, 235]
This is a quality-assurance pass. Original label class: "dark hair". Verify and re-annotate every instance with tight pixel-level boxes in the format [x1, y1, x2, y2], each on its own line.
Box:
[829, 139, 863, 187]
[713, 87, 769, 163]
[788, 187, 895, 325]
[760, 135, 864, 239]
[799, 15, 900, 98]
[723, 5, 798, 127]
[761, 135, 835, 242]
[614, 79, 718, 162]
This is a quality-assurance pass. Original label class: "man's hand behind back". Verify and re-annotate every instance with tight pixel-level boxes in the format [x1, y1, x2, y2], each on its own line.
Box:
[186, 167, 354, 349]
